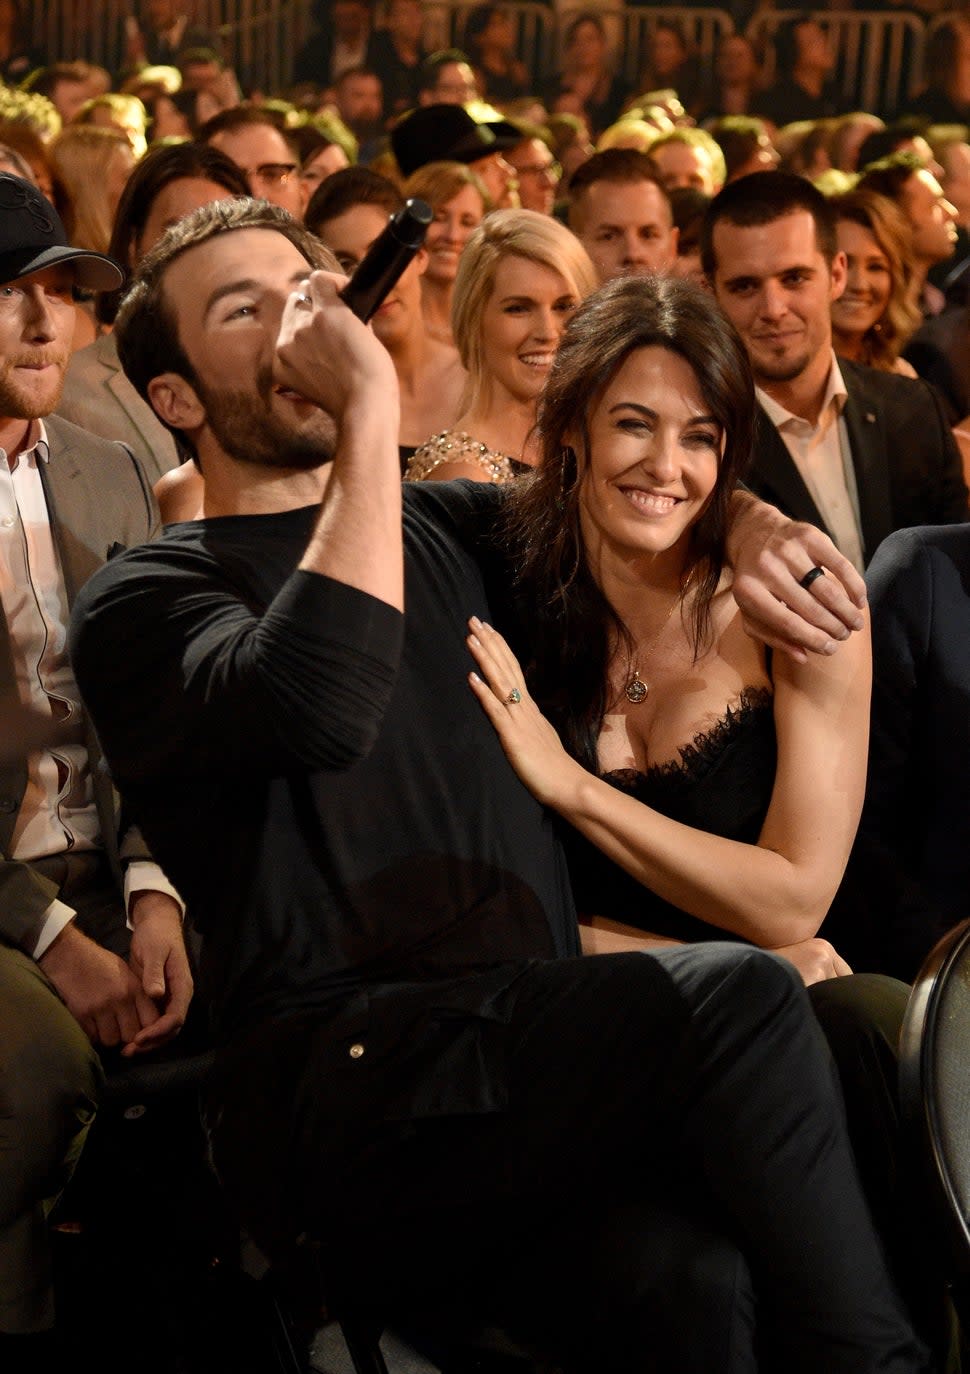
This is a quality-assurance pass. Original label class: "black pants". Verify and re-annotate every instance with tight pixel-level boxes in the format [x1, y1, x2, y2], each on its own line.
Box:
[209, 946, 930, 1373]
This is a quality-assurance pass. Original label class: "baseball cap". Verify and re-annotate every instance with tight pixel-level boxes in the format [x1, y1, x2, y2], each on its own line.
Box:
[392, 104, 521, 178]
[0, 173, 124, 292]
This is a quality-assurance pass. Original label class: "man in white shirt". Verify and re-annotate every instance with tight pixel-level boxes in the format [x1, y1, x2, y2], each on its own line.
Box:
[702, 171, 968, 569]
[0, 174, 191, 1367]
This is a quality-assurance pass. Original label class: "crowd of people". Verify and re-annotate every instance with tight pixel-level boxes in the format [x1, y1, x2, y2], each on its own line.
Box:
[3, 2, 970, 1373]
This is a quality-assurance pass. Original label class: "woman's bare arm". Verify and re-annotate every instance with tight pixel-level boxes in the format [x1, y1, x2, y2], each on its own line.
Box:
[468, 612, 871, 948]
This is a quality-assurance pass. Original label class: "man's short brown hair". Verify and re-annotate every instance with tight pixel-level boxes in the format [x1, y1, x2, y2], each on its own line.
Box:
[567, 148, 671, 233]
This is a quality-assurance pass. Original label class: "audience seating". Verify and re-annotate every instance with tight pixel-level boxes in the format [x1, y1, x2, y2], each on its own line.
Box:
[900, 918, 970, 1336]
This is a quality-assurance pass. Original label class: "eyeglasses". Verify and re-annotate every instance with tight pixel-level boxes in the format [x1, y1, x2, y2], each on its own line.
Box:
[513, 161, 561, 182]
[245, 162, 298, 186]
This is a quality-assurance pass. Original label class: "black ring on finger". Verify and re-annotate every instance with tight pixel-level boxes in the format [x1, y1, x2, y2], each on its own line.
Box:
[798, 565, 825, 591]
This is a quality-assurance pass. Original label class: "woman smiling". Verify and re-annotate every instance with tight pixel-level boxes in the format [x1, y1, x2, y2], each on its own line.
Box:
[829, 187, 920, 376]
[407, 209, 597, 482]
[468, 273, 869, 979]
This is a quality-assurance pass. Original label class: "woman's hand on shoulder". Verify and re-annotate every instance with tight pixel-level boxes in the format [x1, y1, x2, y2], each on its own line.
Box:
[771, 937, 853, 985]
[467, 617, 584, 809]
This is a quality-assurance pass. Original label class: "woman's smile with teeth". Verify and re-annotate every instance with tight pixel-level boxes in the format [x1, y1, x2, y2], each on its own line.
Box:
[621, 486, 679, 514]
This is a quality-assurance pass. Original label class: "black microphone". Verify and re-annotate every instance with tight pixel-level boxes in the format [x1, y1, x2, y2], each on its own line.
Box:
[338, 197, 433, 323]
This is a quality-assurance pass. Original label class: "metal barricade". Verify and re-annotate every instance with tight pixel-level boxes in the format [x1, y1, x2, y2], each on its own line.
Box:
[746, 8, 926, 117]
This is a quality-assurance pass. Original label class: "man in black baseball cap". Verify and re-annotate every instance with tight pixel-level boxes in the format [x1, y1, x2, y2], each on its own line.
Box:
[391, 102, 520, 206]
[0, 172, 122, 293]
[0, 175, 191, 1370]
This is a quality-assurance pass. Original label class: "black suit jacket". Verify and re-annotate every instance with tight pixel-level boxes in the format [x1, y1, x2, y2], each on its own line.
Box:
[748, 358, 968, 566]
[823, 525, 970, 979]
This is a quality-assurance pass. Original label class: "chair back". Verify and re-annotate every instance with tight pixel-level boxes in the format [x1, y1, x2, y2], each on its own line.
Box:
[900, 917, 970, 1324]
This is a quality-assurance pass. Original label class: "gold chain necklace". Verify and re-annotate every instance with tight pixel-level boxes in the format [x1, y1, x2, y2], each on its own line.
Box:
[624, 577, 691, 705]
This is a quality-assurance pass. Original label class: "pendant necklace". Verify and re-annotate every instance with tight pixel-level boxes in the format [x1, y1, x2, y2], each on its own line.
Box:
[625, 578, 690, 705]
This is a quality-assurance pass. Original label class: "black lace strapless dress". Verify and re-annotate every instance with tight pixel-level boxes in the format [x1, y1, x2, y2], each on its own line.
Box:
[566, 687, 777, 943]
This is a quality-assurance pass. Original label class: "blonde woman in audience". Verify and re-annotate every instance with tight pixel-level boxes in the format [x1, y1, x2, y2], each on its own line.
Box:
[72, 92, 149, 159]
[407, 208, 597, 482]
[402, 160, 489, 348]
[597, 115, 670, 154]
[47, 124, 135, 349]
[50, 123, 136, 255]
[830, 187, 920, 376]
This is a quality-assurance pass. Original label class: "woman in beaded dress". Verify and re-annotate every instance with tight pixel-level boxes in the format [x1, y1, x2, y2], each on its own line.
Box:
[406, 209, 598, 483]
[466, 273, 868, 983]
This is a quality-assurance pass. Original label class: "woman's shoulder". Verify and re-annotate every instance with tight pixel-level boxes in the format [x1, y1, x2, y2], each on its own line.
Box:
[405, 430, 522, 484]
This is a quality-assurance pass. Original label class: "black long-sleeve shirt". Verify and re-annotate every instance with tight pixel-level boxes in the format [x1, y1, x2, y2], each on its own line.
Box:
[70, 482, 578, 1044]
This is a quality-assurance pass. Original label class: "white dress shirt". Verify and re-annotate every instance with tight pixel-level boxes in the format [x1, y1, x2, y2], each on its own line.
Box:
[0, 420, 180, 957]
[757, 353, 866, 574]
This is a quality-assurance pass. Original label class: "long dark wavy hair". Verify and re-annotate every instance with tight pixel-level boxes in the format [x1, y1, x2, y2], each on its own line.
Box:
[508, 273, 755, 771]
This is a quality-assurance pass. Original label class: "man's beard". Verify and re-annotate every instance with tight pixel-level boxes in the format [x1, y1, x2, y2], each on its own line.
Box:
[0, 352, 68, 420]
[196, 363, 338, 472]
[750, 343, 812, 385]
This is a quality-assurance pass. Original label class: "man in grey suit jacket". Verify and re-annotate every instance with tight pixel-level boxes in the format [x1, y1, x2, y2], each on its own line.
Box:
[702, 172, 968, 570]
[0, 175, 191, 1368]
[56, 331, 180, 486]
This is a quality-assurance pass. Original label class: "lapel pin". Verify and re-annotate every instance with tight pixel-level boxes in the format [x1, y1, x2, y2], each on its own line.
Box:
[865, 412, 876, 423]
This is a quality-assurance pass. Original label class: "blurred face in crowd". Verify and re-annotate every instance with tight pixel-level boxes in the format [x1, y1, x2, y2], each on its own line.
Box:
[420, 60, 478, 106]
[470, 150, 519, 210]
[134, 176, 242, 264]
[337, 72, 383, 131]
[649, 27, 686, 79]
[87, 102, 148, 161]
[180, 57, 224, 94]
[794, 20, 832, 76]
[207, 122, 305, 218]
[900, 167, 958, 266]
[573, 177, 678, 283]
[299, 142, 350, 198]
[834, 114, 882, 173]
[50, 77, 90, 124]
[651, 141, 721, 196]
[333, 0, 370, 42]
[567, 19, 606, 71]
[939, 141, 970, 229]
[897, 135, 943, 180]
[0, 265, 76, 427]
[424, 182, 486, 286]
[717, 35, 757, 86]
[710, 209, 846, 392]
[479, 254, 581, 406]
[479, 9, 516, 57]
[726, 132, 779, 182]
[829, 218, 891, 344]
[315, 201, 425, 352]
[146, 0, 183, 28]
[506, 138, 559, 215]
[388, 0, 423, 46]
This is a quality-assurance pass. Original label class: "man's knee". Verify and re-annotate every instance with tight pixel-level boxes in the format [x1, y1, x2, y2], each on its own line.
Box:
[656, 941, 806, 1036]
[0, 946, 101, 1219]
